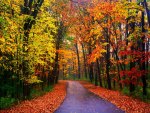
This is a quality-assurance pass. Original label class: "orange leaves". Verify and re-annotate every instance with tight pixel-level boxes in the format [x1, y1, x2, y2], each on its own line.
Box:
[58, 49, 76, 75]
[89, 2, 114, 17]
[87, 44, 106, 64]
[57, 49, 75, 59]
[89, 2, 126, 24]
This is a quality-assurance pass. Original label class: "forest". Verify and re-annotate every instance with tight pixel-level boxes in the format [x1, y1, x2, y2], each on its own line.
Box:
[0, 0, 150, 112]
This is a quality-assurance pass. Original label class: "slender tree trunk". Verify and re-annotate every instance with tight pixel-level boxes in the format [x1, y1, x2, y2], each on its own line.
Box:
[53, 22, 65, 83]
[95, 69, 98, 86]
[145, 3, 150, 71]
[141, 5, 147, 95]
[89, 63, 94, 82]
[88, 45, 93, 82]
[144, 0, 150, 27]
[114, 49, 122, 89]
[72, 56, 76, 80]
[75, 42, 81, 79]
[81, 43, 88, 79]
[53, 51, 59, 83]
[106, 34, 111, 89]
[96, 59, 102, 87]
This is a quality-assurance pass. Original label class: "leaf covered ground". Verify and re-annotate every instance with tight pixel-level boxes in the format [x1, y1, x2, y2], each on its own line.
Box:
[80, 81, 150, 113]
[0, 81, 67, 113]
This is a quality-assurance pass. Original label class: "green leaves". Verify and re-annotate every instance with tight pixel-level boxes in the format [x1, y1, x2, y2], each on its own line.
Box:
[27, 75, 43, 84]
[0, 97, 16, 109]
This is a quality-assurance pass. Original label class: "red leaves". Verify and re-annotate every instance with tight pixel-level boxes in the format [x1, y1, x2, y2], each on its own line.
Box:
[0, 81, 67, 113]
[80, 81, 150, 113]
[120, 79, 130, 85]
[119, 50, 150, 64]
[120, 68, 146, 78]
[119, 50, 142, 57]
[119, 67, 147, 86]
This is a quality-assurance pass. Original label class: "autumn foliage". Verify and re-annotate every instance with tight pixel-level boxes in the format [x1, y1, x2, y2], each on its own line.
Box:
[0, 0, 150, 111]
[57, 0, 150, 100]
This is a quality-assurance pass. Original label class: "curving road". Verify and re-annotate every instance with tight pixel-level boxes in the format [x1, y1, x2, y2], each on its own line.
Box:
[54, 81, 124, 113]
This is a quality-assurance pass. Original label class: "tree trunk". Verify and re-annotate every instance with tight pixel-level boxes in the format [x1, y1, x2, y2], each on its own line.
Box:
[95, 70, 98, 86]
[22, 0, 44, 99]
[75, 42, 81, 79]
[81, 43, 88, 79]
[96, 59, 102, 87]
[53, 22, 65, 83]
[89, 63, 94, 82]
[53, 51, 59, 84]
[141, 5, 147, 95]
[106, 34, 111, 89]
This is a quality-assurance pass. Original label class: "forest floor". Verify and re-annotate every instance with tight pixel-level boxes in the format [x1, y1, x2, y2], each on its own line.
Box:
[0, 81, 67, 113]
[1, 80, 150, 113]
[80, 81, 150, 113]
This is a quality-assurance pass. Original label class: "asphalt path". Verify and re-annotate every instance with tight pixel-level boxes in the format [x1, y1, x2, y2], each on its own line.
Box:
[54, 81, 125, 113]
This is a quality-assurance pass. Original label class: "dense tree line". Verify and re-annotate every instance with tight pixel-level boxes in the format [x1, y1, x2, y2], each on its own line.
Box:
[58, 0, 150, 98]
[0, 0, 66, 108]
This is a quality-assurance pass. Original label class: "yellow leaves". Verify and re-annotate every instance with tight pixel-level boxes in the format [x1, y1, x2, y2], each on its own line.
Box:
[0, 0, 57, 74]
[0, 36, 5, 44]
[94, 13, 104, 21]
[122, 1, 143, 20]
[6, 46, 12, 52]
[27, 75, 42, 84]
[28, 23, 56, 68]
[102, 42, 108, 46]
[1, 0, 22, 16]
[33, 11, 57, 35]
[42, 0, 55, 7]
[27, 1, 57, 68]
[90, 24, 102, 37]
[0, 34, 17, 56]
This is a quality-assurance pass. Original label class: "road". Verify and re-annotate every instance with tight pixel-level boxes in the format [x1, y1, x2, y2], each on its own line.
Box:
[54, 81, 124, 113]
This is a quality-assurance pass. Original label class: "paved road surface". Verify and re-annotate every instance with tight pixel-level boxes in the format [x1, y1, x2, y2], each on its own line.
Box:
[54, 81, 124, 113]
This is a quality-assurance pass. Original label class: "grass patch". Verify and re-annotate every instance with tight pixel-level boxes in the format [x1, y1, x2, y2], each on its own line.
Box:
[132, 87, 150, 103]
[30, 85, 53, 99]
[122, 87, 130, 95]
[43, 85, 53, 92]
[121, 86, 150, 103]
[0, 84, 54, 109]
[0, 97, 16, 109]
